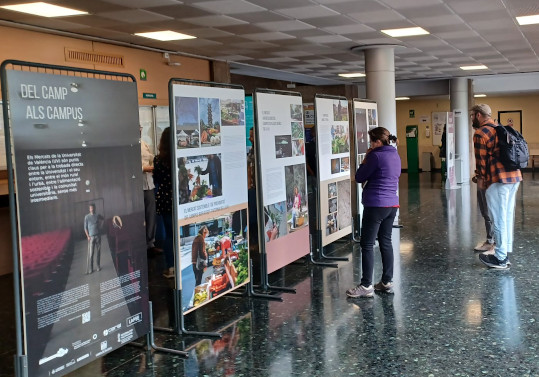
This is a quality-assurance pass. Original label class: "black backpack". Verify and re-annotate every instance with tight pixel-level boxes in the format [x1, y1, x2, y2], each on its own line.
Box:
[493, 124, 529, 170]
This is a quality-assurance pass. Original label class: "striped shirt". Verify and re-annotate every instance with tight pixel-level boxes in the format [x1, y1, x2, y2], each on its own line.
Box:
[473, 123, 522, 187]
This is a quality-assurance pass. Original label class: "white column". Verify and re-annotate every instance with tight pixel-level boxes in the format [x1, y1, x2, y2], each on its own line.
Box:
[364, 47, 396, 136]
[450, 78, 471, 183]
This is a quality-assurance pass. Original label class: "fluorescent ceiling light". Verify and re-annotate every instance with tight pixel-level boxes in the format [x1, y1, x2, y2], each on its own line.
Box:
[0, 2, 87, 17]
[474, 94, 487, 98]
[516, 14, 539, 25]
[134, 30, 196, 41]
[395, 97, 410, 101]
[460, 65, 488, 70]
[338, 72, 365, 78]
[381, 27, 429, 37]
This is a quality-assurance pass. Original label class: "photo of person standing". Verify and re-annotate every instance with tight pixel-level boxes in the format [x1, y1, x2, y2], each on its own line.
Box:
[84, 203, 104, 274]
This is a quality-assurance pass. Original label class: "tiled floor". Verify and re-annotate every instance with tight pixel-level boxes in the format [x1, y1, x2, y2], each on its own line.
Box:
[2, 172, 538, 376]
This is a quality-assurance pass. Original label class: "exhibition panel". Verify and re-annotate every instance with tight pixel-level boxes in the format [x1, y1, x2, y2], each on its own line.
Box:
[170, 82, 250, 314]
[2, 61, 150, 377]
[315, 95, 352, 246]
[433, 112, 457, 189]
[254, 89, 310, 274]
[352, 99, 379, 228]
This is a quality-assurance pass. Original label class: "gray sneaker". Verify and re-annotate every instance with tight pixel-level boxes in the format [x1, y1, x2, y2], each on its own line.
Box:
[346, 285, 374, 298]
[374, 281, 393, 293]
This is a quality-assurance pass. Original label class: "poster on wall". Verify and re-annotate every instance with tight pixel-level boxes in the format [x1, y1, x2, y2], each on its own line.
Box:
[4, 69, 150, 377]
[171, 83, 249, 314]
[432, 111, 446, 147]
[255, 90, 310, 273]
[315, 95, 352, 246]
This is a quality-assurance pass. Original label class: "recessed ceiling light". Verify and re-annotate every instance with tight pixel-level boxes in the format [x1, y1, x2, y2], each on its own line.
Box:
[0, 2, 87, 17]
[474, 94, 487, 98]
[460, 65, 488, 70]
[338, 72, 365, 78]
[395, 97, 410, 101]
[516, 14, 539, 25]
[381, 27, 429, 37]
[134, 31, 196, 41]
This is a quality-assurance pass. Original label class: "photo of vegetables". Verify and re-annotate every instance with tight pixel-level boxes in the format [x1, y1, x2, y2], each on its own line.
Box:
[333, 99, 348, 121]
[175, 96, 200, 149]
[275, 135, 292, 159]
[199, 97, 221, 147]
[284, 163, 308, 233]
[179, 209, 249, 313]
[331, 124, 350, 154]
[263, 201, 287, 243]
[290, 104, 303, 121]
[355, 108, 369, 155]
[179, 154, 222, 203]
[221, 98, 244, 126]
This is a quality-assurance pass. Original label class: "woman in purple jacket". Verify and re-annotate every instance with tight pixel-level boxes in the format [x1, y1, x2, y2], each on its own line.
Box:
[346, 127, 401, 298]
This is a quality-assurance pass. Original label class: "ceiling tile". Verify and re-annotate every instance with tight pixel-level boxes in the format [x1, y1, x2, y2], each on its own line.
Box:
[272, 50, 315, 57]
[242, 32, 296, 41]
[98, 9, 173, 23]
[274, 5, 340, 19]
[173, 27, 234, 38]
[191, 0, 266, 14]
[217, 24, 269, 34]
[325, 1, 389, 14]
[322, 24, 375, 34]
[145, 4, 212, 18]
[103, 0, 181, 8]
[446, 0, 506, 14]
[398, 4, 453, 18]
[255, 20, 315, 32]
[238, 41, 281, 49]
[303, 15, 355, 28]
[214, 55, 254, 61]
[348, 10, 405, 23]
[259, 57, 300, 63]
[182, 15, 249, 27]
[410, 14, 463, 28]
[55, 0, 129, 13]
[380, 0, 443, 9]
[303, 34, 351, 43]
[247, 0, 317, 9]
[233, 11, 290, 23]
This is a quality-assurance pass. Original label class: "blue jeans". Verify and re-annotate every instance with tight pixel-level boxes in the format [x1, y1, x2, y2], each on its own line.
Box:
[360, 207, 398, 287]
[161, 212, 175, 269]
[486, 182, 520, 261]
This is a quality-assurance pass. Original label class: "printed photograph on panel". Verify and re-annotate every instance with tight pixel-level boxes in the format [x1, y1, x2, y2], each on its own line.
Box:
[179, 209, 249, 313]
[340, 157, 350, 172]
[337, 180, 352, 229]
[326, 213, 338, 236]
[179, 154, 222, 203]
[331, 124, 350, 154]
[175, 96, 200, 149]
[275, 135, 292, 158]
[264, 201, 288, 243]
[199, 97, 221, 147]
[284, 163, 308, 232]
[293, 139, 305, 157]
[368, 108, 377, 128]
[331, 158, 340, 174]
[290, 104, 303, 121]
[328, 182, 337, 199]
[355, 108, 369, 155]
[291, 121, 304, 139]
[328, 197, 338, 213]
[333, 99, 348, 121]
[221, 98, 244, 126]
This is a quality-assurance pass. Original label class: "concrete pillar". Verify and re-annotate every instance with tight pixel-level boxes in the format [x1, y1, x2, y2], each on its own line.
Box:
[364, 47, 397, 136]
[450, 78, 471, 183]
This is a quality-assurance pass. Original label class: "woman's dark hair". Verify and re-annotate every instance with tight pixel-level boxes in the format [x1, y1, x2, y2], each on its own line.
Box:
[158, 127, 171, 166]
[368, 127, 398, 146]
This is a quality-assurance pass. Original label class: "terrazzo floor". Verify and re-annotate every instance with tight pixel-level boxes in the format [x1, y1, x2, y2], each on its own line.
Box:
[1, 172, 538, 376]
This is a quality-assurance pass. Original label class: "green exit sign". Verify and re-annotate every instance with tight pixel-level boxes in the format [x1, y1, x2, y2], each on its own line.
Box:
[143, 92, 156, 99]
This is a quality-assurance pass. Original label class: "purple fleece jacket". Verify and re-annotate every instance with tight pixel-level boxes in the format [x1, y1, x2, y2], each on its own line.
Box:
[355, 145, 401, 207]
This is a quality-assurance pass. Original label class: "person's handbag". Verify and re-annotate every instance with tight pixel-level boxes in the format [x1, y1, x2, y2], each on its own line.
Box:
[196, 256, 207, 271]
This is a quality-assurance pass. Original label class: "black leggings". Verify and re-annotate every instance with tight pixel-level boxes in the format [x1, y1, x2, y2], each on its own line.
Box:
[360, 207, 398, 287]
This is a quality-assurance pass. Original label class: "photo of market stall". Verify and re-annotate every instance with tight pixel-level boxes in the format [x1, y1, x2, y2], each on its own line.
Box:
[179, 209, 249, 313]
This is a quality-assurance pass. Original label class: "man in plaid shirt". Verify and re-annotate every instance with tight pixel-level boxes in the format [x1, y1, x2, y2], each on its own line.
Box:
[471, 104, 522, 269]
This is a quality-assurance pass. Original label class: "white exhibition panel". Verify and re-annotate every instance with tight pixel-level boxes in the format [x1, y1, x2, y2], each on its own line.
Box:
[315, 96, 352, 246]
[255, 91, 310, 274]
[171, 83, 249, 314]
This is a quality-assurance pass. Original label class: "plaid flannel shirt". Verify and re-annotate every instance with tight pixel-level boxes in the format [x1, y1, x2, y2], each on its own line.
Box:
[473, 122, 522, 187]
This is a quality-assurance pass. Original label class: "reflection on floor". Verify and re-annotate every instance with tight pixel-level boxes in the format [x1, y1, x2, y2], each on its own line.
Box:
[1, 172, 538, 376]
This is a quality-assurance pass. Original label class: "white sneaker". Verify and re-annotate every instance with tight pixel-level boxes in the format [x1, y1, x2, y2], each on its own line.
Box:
[474, 241, 494, 253]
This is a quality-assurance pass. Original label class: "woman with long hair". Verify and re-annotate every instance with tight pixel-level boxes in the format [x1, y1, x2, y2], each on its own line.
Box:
[153, 127, 175, 278]
[347, 127, 401, 298]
